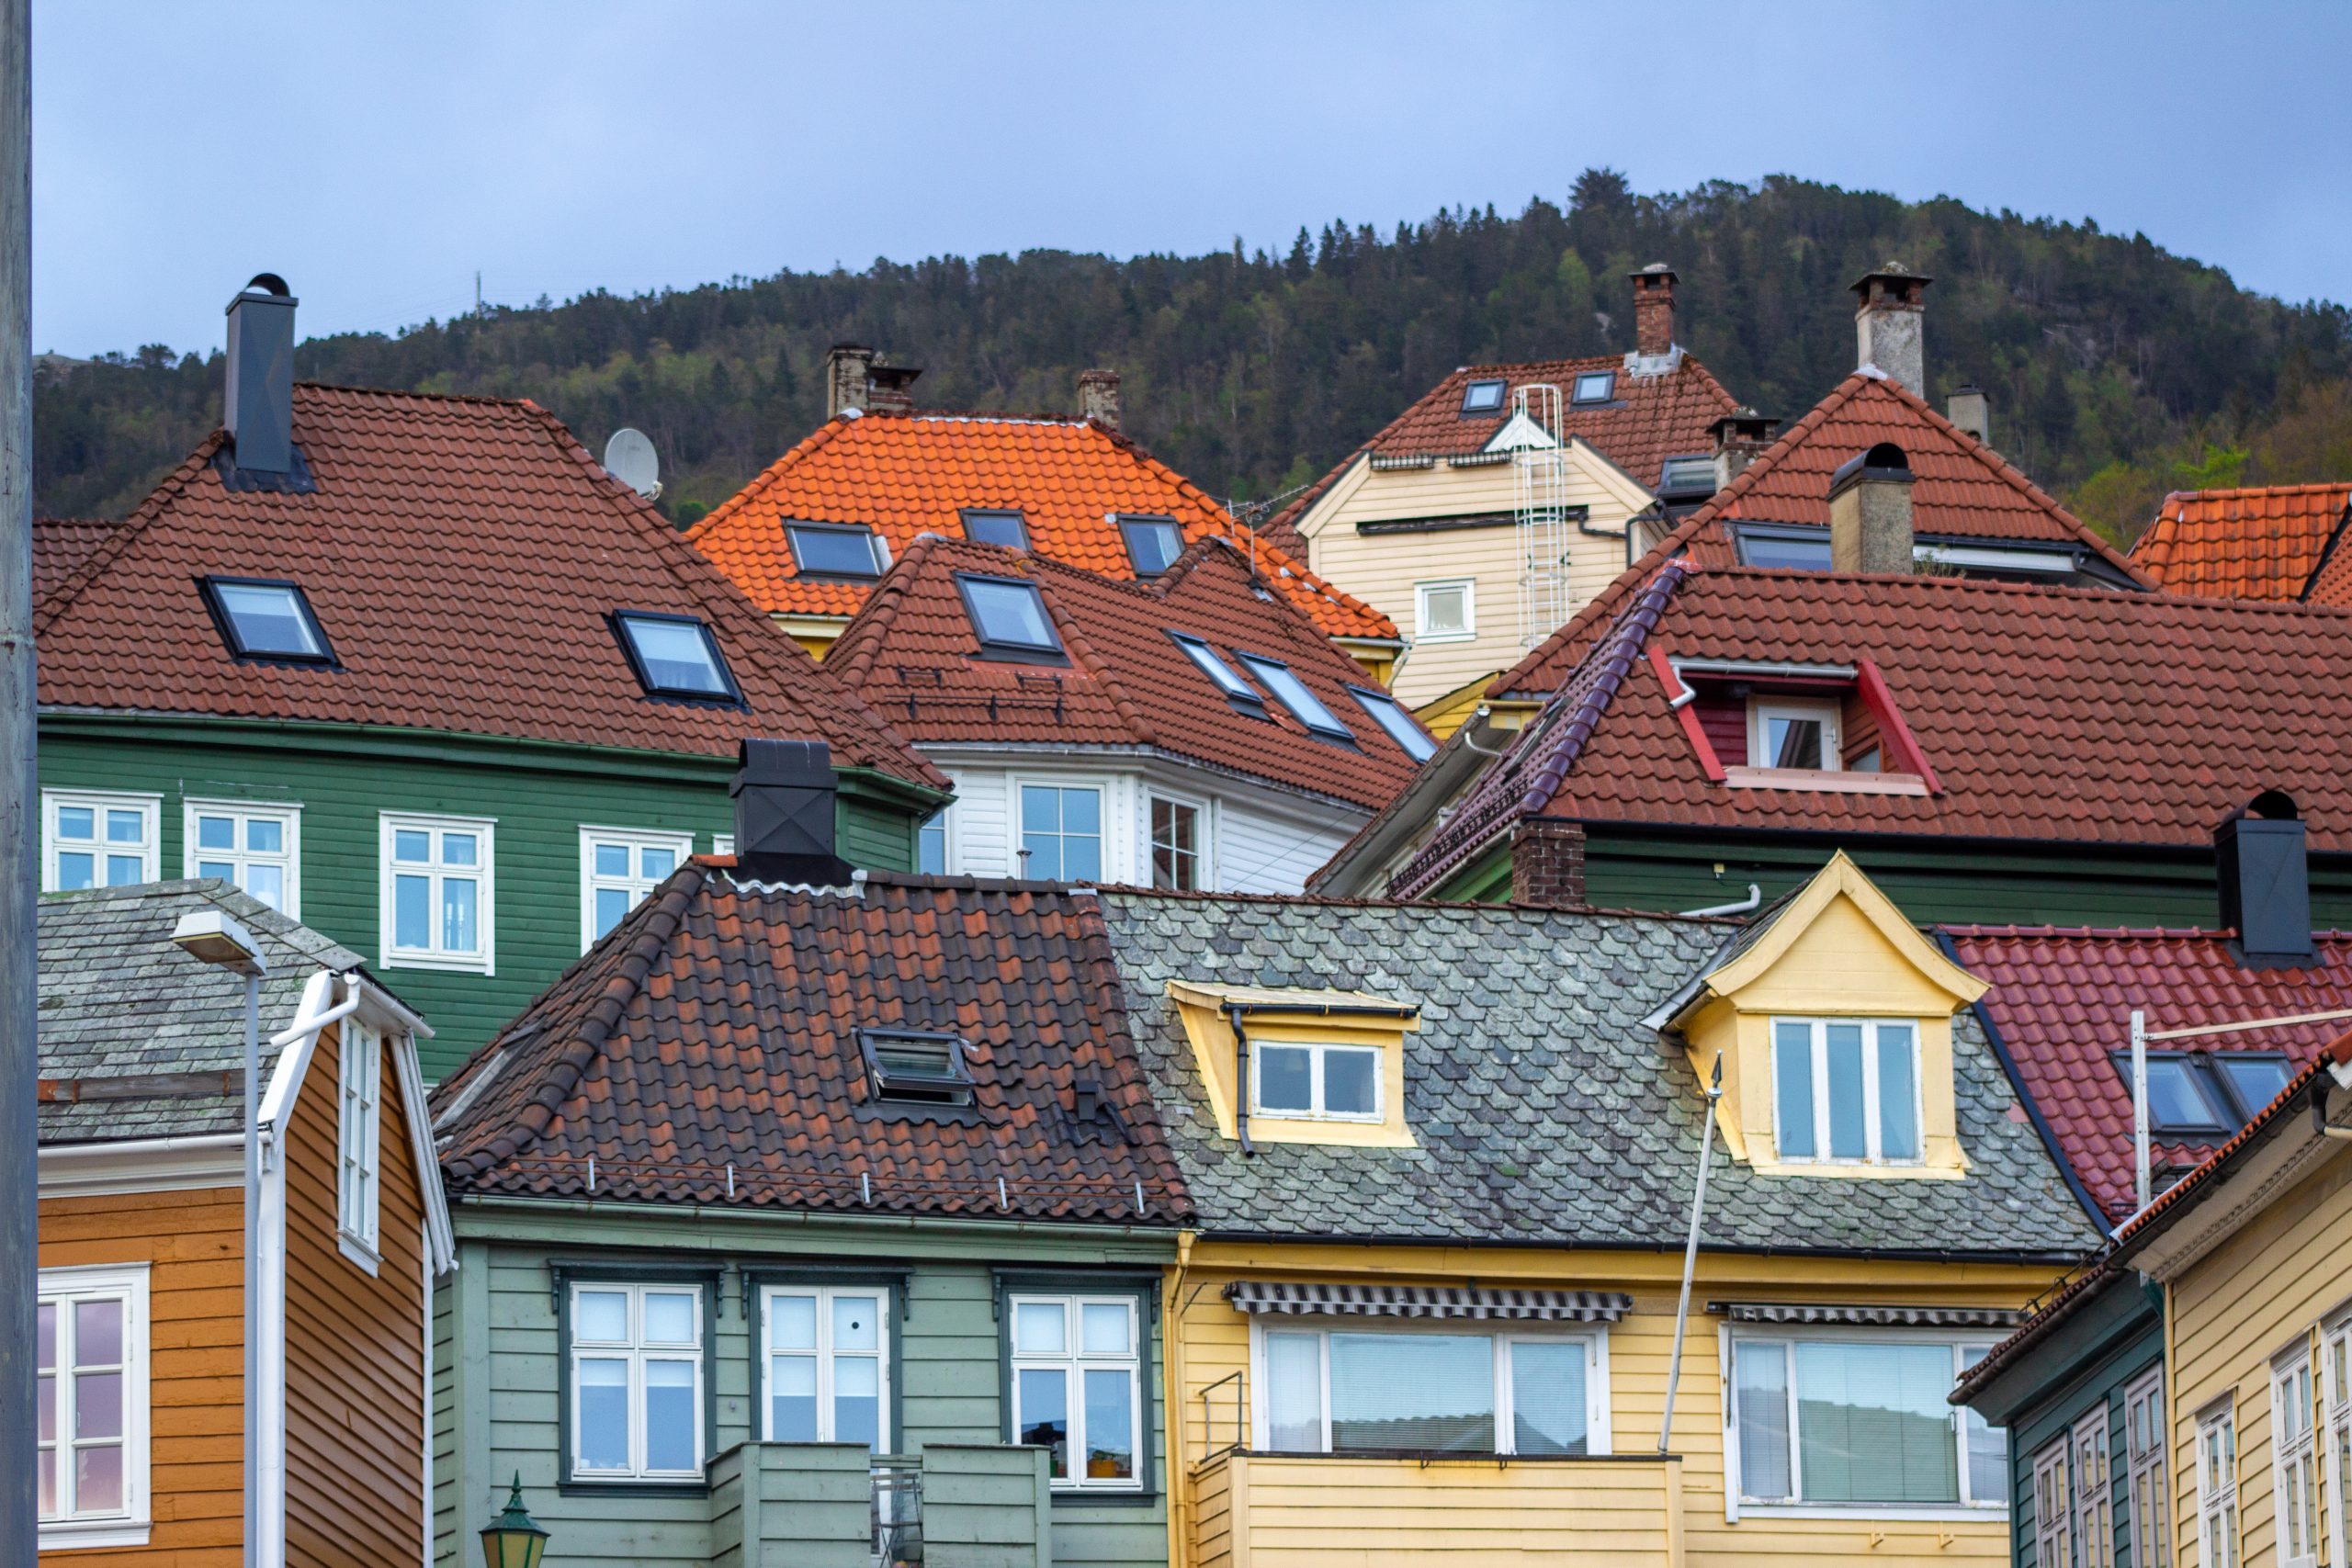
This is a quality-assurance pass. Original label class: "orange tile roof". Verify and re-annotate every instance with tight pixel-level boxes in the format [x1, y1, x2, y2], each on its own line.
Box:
[2132, 484, 2352, 603]
[688, 411, 1396, 642]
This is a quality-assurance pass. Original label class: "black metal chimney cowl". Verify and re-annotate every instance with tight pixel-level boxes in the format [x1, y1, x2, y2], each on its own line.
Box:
[224, 274, 298, 476]
[731, 739, 854, 886]
[2217, 794, 2317, 970]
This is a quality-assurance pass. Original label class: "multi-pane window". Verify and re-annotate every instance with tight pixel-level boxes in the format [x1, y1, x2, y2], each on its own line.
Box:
[570, 1283, 703, 1482]
[2032, 1441, 2071, 1568]
[2275, 1351, 2320, 1568]
[1009, 1296, 1141, 1490]
[2111, 1053, 2296, 1138]
[41, 791, 158, 892]
[1414, 580, 1475, 642]
[1771, 1019, 1921, 1165]
[336, 1023, 382, 1264]
[763, 1286, 888, 1450]
[2126, 1369, 2169, 1568]
[2328, 1324, 2352, 1568]
[184, 800, 300, 916]
[37, 1265, 148, 1543]
[380, 814, 493, 972]
[2074, 1410, 2115, 1568]
[1261, 1325, 1603, 1457]
[2196, 1401, 2238, 1568]
[1018, 784, 1102, 882]
[1150, 797, 1202, 891]
[1252, 1041, 1380, 1122]
[1729, 1335, 2003, 1507]
[580, 829, 692, 949]
[917, 808, 949, 875]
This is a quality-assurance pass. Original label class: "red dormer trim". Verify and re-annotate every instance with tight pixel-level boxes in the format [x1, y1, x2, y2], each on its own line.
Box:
[1858, 658, 1940, 795]
[1649, 645, 1725, 782]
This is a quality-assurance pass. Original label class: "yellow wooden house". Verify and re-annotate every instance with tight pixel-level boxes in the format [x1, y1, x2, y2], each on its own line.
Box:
[1097, 852, 2103, 1568]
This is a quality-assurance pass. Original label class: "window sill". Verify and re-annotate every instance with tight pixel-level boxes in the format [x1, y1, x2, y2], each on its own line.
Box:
[1735, 1502, 2004, 1524]
[1410, 631, 1478, 645]
[1722, 766, 1928, 796]
[1049, 1485, 1158, 1509]
[379, 950, 494, 976]
[337, 1230, 381, 1276]
[559, 1478, 709, 1498]
[40, 1520, 152, 1551]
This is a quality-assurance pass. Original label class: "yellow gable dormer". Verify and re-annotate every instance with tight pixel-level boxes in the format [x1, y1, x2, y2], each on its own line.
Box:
[1166, 982, 1419, 1149]
[1657, 852, 1987, 1179]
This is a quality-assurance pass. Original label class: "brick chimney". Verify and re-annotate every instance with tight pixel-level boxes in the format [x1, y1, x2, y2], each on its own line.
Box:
[1850, 263, 1930, 390]
[865, 363, 922, 415]
[1079, 368, 1122, 432]
[1630, 264, 1678, 359]
[1947, 384, 1991, 449]
[826, 344, 875, 417]
[1828, 443, 1916, 574]
[1711, 407, 1777, 490]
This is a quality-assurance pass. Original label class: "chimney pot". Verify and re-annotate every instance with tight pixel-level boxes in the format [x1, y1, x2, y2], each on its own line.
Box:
[223, 274, 298, 475]
[729, 739, 854, 886]
[1711, 406, 1778, 489]
[2217, 795, 2317, 968]
[865, 363, 922, 415]
[1827, 443, 1915, 574]
[826, 344, 876, 418]
[1849, 262, 1931, 391]
[1946, 384, 1991, 449]
[1629, 263, 1679, 361]
[1079, 368, 1123, 432]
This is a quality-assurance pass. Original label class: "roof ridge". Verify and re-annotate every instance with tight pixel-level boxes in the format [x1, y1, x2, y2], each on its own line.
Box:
[2163, 482, 2352, 505]
[1701, 558, 2352, 618]
[1032, 564, 1158, 749]
[33, 427, 230, 633]
[826, 534, 940, 689]
[288, 379, 542, 412]
[686, 414, 850, 542]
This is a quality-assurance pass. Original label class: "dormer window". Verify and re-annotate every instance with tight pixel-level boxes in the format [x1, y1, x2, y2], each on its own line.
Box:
[1253, 1041, 1381, 1122]
[1571, 371, 1615, 405]
[1165, 981, 1419, 1151]
[1459, 378, 1507, 416]
[786, 522, 888, 580]
[1772, 1018, 1921, 1165]
[1117, 515, 1184, 576]
[1749, 699, 1839, 771]
[956, 573, 1065, 662]
[612, 611, 741, 702]
[857, 1029, 975, 1107]
[1667, 659, 1933, 796]
[200, 577, 335, 665]
[960, 509, 1029, 550]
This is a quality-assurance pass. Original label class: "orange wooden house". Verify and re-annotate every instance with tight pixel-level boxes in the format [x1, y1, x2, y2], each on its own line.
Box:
[34, 878, 453, 1563]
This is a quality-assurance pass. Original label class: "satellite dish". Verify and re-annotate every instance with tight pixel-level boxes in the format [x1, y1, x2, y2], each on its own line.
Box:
[603, 427, 662, 499]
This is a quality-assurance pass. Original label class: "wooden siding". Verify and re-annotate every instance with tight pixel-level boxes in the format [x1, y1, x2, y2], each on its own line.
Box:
[39, 1185, 244, 1564]
[282, 1021, 428, 1566]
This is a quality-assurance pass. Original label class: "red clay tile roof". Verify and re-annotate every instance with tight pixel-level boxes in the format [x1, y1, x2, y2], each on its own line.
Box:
[33, 384, 944, 787]
[1261, 353, 1740, 557]
[2132, 484, 2352, 604]
[687, 411, 1395, 642]
[1942, 926, 2352, 1223]
[30, 519, 121, 604]
[431, 863, 1189, 1224]
[825, 535, 1425, 811]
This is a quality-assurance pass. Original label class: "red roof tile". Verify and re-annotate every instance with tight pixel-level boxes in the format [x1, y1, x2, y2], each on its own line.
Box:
[1943, 926, 2352, 1222]
[826, 536, 1426, 810]
[2132, 485, 2352, 603]
[30, 519, 121, 605]
[431, 864, 1189, 1224]
[688, 411, 1396, 642]
[32, 385, 944, 787]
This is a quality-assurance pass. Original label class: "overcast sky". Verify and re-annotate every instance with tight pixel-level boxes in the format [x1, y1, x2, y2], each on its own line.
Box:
[28, 0, 2352, 358]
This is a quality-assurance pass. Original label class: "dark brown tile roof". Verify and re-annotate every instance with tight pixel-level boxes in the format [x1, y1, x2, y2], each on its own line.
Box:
[32, 384, 943, 787]
[31, 518, 122, 604]
[431, 863, 1190, 1224]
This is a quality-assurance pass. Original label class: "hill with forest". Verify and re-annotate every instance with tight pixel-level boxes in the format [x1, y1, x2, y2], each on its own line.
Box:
[31, 170, 2352, 542]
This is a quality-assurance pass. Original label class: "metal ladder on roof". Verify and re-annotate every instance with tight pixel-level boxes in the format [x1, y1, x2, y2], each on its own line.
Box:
[1512, 382, 1571, 650]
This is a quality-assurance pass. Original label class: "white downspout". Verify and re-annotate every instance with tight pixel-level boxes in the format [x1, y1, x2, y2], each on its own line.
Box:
[1681, 885, 1762, 919]
[2132, 1009, 2150, 1214]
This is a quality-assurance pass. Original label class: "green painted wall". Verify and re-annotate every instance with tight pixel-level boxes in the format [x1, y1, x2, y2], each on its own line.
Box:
[38, 716, 935, 1079]
[435, 1203, 1177, 1568]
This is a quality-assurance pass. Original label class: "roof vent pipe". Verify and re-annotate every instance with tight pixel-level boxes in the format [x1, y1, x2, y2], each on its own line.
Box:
[223, 274, 298, 475]
[2217, 793, 2317, 969]
[1826, 443, 1916, 575]
[730, 739, 853, 886]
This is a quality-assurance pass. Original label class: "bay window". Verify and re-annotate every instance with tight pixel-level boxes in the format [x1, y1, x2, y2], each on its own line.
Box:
[568, 1282, 705, 1483]
[761, 1285, 889, 1450]
[1009, 1294, 1141, 1490]
[1771, 1018, 1921, 1164]
[1258, 1325, 1606, 1456]
[1729, 1333, 2002, 1511]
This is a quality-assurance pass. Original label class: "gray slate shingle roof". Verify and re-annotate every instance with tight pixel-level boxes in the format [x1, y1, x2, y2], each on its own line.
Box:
[38, 879, 368, 1144]
[1095, 891, 2102, 1259]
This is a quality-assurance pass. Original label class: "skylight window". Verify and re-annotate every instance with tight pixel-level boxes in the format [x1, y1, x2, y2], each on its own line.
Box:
[2109, 1052, 2293, 1137]
[960, 509, 1030, 551]
[785, 522, 888, 580]
[1234, 652, 1354, 744]
[1348, 686, 1437, 761]
[857, 1029, 975, 1107]
[613, 611, 741, 702]
[1169, 633, 1267, 715]
[1571, 371, 1616, 405]
[956, 573, 1064, 661]
[1658, 455, 1716, 495]
[1117, 516, 1184, 576]
[200, 577, 334, 664]
[1460, 378, 1508, 416]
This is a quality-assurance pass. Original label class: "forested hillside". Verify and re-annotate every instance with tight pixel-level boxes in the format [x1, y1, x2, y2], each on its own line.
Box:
[33, 170, 2352, 540]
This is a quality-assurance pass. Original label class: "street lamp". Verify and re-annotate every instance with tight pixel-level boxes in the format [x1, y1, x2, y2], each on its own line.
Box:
[170, 908, 266, 1568]
[480, 1474, 549, 1568]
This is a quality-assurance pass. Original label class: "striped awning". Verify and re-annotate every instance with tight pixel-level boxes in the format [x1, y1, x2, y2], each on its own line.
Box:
[1711, 1302, 2024, 1329]
[1224, 1282, 1633, 1323]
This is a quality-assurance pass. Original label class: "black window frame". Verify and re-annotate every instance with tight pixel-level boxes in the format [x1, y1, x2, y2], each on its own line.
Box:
[857, 1027, 978, 1108]
[784, 520, 888, 581]
[1115, 515, 1185, 578]
[2107, 1051, 2294, 1138]
[1233, 650, 1357, 746]
[1570, 370, 1617, 406]
[1347, 684, 1437, 762]
[197, 575, 339, 668]
[1727, 523, 1835, 572]
[609, 610, 747, 707]
[954, 572, 1068, 665]
[1458, 378, 1509, 418]
[549, 1261, 723, 1496]
[1166, 632, 1270, 719]
[959, 508, 1031, 552]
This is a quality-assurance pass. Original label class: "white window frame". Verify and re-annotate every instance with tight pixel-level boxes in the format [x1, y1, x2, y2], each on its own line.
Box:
[1250, 1040, 1384, 1123]
[1413, 578, 1476, 643]
[40, 789, 161, 893]
[1146, 791, 1212, 893]
[2274, 1346, 2320, 1568]
[2196, 1397, 2239, 1568]
[1013, 779, 1107, 885]
[758, 1285, 892, 1450]
[335, 1021, 383, 1273]
[1769, 1017, 1925, 1166]
[1247, 1315, 1611, 1457]
[577, 826, 695, 953]
[1747, 696, 1842, 771]
[916, 806, 953, 876]
[1724, 1328, 2005, 1520]
[378, 812, 495, 975]
[2324, 1317, 2352, 1568]
[2073, 1407, 2115, 1568]
[181, 797, 302, 917]
[2031, 1438, 2071, 1568]
[1009, 1294, 1145, 1493]
[567, 1281, 706, 1483]
[37, 1262, 152, 1551]
[2126, 1367, 2169, 1568]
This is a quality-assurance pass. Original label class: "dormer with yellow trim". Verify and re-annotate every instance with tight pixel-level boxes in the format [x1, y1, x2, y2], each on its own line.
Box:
[1649, 852, 1987, 1179]
[1165, 982, 1419, 1149]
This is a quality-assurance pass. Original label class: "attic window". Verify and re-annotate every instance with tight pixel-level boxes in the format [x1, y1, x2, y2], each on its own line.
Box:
[1349, 686, 1437, 762]
[1460, 379, 1508, 416]
[1729, 523, 1833, 572]
[956, 573, 1065, 662]
[1169, 632, 1268, 716]
[786, 522, 888, 580]
[1657, 455, 1716, 496]
[200, 577, 335, 665]
[960, 509, 1029, 550]
[2110, 1052, 2292, 1137]
[613, 611, 741, 702]
[1571, 371, 1615, 405]
[1117, 515, 1184, 576]
[1235, 653, 1355, 745]
[858, 1029, 975, 1106]
[1750, 699, 1839, 771]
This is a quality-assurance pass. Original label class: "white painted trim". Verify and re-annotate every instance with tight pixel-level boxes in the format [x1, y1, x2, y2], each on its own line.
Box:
[1008, 773, 1114, 884]
[377, 812, 496, 976]
[758, 1282, 896, 1450]
[1746, 696, 1842, 772]
[1718, 1322, 1739, 1524]
[36, 1521, 153, 1550]
[36, 1134, 242, 1198]
[181, 796, 304, 919]
[336, 1021, 383, 1268]
[40, 788, 162, 892]
[1412, 578, 1476, 644]
[576, 824, 695, 953]
[37, 1261, 153, 1550]
[1142, 786, 1214, 893]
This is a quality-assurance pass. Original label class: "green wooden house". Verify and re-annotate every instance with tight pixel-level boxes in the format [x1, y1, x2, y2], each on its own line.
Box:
[32, 278, 946, 1078]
